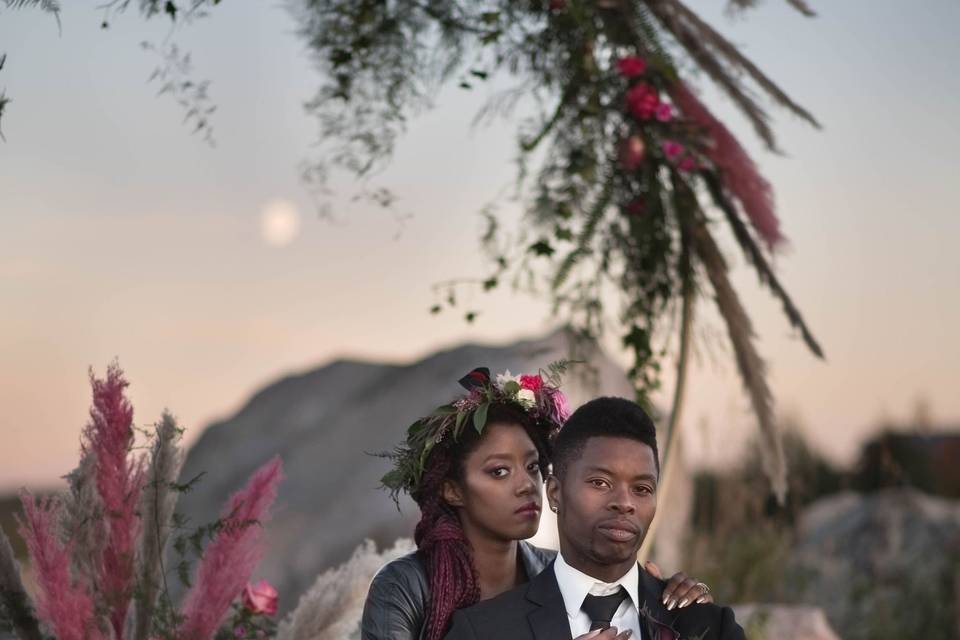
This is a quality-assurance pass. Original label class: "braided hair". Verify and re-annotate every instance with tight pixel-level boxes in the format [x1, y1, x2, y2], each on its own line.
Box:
[411, 403, 551, 640]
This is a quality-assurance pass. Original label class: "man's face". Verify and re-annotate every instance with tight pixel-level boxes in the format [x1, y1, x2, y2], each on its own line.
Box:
[547, 436, 658, 577]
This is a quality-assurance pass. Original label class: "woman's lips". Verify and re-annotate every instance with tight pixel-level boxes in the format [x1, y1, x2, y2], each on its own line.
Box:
[515, 502, 541, 518]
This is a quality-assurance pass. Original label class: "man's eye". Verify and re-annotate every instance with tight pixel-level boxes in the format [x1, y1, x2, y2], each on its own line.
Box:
[635, 486, 653, 495]
[590, 479, 608, 489]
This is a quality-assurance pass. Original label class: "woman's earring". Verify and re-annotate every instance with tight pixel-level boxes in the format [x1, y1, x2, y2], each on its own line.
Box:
[550, 505, 558, 513]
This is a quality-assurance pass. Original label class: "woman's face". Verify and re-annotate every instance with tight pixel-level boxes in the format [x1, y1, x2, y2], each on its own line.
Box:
[444, 421, 543, 543]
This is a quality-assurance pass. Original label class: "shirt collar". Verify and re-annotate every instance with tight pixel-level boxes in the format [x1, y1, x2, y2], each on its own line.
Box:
[554, 552, 640, 619]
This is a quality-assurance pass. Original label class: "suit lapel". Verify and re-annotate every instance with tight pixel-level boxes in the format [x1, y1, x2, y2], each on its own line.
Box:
[525, 562, 573, 640]
[638, 567, 680, 640]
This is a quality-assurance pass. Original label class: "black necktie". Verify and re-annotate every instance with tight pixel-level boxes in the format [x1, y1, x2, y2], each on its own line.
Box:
[581, 586, 628, 631]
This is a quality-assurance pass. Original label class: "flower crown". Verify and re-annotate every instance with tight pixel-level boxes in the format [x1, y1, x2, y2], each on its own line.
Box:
[380, 362, 572, 501]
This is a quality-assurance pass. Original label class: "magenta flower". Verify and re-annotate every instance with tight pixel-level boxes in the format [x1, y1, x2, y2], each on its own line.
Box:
[519, 374, 544, 393]
[625, 83, 660, 120]
[654, 103, 673, 122]
[678, 156, 698, 172]
[661, 140, 684, 160]
[616, 56, 647, 78]
[546, 388, 571, 425]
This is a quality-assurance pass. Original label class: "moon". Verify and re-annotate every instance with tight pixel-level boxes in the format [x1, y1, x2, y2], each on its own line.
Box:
[260, 199, 301, 247]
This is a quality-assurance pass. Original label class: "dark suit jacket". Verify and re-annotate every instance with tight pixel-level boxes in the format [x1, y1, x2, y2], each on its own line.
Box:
[444, 561, 745, 640]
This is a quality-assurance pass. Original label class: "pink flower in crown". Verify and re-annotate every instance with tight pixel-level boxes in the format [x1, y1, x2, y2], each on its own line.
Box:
[242, 579, 278, 616]
[626, 83, 660, 120]
[519, 374, 544, 392]
[654, 103, 673, 122]
[661, 140, 684, 160]
[616, 56, 647, 78]
[546, 388, 571, 425]
[678, 156, 698, 172]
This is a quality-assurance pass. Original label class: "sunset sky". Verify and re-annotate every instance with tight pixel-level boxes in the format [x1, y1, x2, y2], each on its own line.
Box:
[1, 0, 958, 490]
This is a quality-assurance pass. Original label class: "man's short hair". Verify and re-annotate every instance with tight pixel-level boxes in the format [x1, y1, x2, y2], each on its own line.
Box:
[551, 396, 660, 478]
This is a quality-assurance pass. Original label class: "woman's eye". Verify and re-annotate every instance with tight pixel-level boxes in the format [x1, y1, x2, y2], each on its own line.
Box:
[490, 467, 509, 478]
[527, 461, 541, 473]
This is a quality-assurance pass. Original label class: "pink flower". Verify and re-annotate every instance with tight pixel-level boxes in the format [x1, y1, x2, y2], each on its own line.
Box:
[234, 626, 247, 638]
[678, 156, 698, 172]
[619, 135, 646, 171]
[661, 140, 684, 160]
[242, 579, 279, 616]
[654, 103, 673, 122]
[519, 374, 544, 392]
[625, 83, 660, 120]
[547, 389, 571, 425]
[616, 56, 647, 78]
[624, 199, 645, 216]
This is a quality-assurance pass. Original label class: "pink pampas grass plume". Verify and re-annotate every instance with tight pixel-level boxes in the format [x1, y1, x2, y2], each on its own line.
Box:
[82, 362, 147, 638]
[670, 80, 784, 249]
[17, 492, 104, 640]
[178, 456, 284, 640]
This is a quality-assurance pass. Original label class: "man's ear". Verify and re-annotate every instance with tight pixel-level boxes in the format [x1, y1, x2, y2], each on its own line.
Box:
[442, 478, 465, 508]
[546, 473, 561, 513]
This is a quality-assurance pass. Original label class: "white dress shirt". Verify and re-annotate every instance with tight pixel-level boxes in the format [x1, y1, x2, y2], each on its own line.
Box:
[553, 552, 642, 638]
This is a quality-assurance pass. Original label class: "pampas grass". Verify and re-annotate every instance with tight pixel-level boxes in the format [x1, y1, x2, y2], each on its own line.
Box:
[17, 493, 103, 640]
[178, 456, 284, 640]
[276, 538, 416, 640]
[83, 363, 146, 638]
[690, 220, 787, 501]
[59, 452, 107, 597]
[129, 411, 185, 640]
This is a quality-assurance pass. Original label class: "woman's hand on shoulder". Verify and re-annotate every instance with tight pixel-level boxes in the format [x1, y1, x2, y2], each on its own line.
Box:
[643, 561, 713, 609]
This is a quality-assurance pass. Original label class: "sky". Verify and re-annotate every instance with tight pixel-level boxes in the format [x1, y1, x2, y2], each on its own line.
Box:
[1, 0, 958, 490]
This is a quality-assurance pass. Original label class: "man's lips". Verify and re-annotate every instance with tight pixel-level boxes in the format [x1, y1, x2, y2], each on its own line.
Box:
[598, 520, 640, 541]
[515, 502, 541, 515]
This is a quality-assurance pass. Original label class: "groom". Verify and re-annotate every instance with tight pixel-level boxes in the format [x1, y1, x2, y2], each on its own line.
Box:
[444, 397, 745, 640]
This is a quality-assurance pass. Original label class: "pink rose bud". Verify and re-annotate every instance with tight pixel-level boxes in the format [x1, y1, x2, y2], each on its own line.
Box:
[242, 579, 279, 616]
[620, 135, 646, 171]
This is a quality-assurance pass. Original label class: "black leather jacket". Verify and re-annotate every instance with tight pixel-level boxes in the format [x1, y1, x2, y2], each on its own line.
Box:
[360, 541, 556, 640]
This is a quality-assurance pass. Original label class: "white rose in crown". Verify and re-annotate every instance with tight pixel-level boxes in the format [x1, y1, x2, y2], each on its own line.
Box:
[516, 388, 536, 408]
[496, 370, 521, 391]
